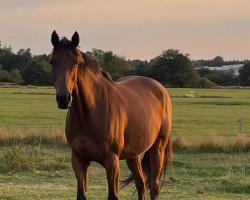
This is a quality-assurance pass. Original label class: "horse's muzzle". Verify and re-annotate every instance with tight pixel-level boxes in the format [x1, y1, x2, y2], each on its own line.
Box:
[56, 92, 72, 109]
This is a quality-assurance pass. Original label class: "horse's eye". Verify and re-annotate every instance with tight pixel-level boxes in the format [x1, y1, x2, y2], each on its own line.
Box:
[75, 61, 80, 67]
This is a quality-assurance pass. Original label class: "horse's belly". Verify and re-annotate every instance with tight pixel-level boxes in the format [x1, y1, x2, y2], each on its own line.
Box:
[120, 121, 161, 159]
[119, 134, 157, 160]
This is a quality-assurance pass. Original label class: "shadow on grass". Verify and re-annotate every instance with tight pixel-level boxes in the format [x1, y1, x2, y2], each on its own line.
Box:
[220, 181, 250, 194]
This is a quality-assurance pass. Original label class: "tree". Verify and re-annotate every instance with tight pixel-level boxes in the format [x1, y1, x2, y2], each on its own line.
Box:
[86, 48, 104, 60]
[0, 48, 31, 73]
[150, 49, 200, 87]
[86, 49, 134, 80]
[239, 62, 250, 86]
[129, 60, 152, 77]
[213, 56, 224, 67]
[194, 56, 242, 67]
[205, 69, 234, 86]
[22, 59, 52, 85]
[10, 69, 23, 84]
[197, 67, 212, 77]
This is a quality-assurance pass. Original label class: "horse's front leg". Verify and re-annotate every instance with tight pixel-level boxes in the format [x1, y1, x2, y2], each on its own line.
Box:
[71, 152, 90, 200]
[105, 154, 120, 200]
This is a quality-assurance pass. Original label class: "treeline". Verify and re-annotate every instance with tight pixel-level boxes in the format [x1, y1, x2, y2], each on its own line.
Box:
[86, 49, 250, 87]
[1, 42, 250, 87]
[193, 56, 249, 68]
[86, 48, 214, 88]
[0, 44, 51, 85]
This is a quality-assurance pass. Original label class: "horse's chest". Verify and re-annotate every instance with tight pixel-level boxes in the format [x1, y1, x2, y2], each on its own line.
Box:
[65, 124, 112, 162]
[65, 110, 125, 161]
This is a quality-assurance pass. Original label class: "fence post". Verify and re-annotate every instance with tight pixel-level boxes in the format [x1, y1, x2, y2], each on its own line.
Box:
[238, 119, 242, 135]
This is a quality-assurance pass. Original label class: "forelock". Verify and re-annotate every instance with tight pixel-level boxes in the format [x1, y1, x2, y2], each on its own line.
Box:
[52, 37, 78, 57]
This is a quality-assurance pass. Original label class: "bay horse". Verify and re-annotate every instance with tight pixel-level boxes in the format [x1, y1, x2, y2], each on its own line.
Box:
[50, 31, 173, 200]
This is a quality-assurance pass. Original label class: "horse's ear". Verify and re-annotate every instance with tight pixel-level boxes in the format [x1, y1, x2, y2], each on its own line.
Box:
[51, 30, 59, 47]
[71, 31, 80, 47]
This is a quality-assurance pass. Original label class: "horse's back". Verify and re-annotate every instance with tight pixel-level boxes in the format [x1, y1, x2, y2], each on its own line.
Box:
[117, 76, 165, 91]
[117, 76, 170, 114]
[116, 76, 171, 159]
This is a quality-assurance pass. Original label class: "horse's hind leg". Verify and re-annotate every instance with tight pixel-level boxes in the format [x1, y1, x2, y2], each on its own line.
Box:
[126, 156, 146, 200]
[71, 152, 90, 200]
[149, 117, 171, 200]
[149, 139, 166, 200]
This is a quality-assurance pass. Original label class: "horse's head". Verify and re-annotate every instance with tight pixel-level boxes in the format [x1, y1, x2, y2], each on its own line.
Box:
[50, 31, 84, 109]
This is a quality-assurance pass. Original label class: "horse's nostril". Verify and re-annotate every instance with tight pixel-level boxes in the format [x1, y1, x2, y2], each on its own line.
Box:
[56, 92, 72, 103]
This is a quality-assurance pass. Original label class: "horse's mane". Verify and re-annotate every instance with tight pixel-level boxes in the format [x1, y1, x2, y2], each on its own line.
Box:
[81, 52, 114, 83]
[52, 37, 114, 83]
[81, 52, 101, 74]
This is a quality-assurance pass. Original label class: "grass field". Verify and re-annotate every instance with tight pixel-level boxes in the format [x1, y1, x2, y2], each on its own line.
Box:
[0, 86, 250, 199]
[168, 88, 250, 140]
[0, 145, 249, 200]
[1, 87, 250, 139]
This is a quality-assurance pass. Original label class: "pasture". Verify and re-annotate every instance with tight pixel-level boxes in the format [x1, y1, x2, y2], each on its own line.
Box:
[0, 87, 250, 199]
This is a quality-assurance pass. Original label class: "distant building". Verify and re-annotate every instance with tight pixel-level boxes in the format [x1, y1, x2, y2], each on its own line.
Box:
[195, 64, 243, 76]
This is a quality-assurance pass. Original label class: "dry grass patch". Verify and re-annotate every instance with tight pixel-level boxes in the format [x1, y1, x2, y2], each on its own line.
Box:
[173, 134, 250, 153]
[0, 127, 6, 139]
[173, 135, 186, 150]
[0, 126, 67, 146]
[233, 134, 250, 152]
[198, 133, 225, 152]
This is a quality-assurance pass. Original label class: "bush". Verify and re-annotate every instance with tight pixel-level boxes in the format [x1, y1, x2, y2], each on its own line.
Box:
[0, 65, 23, 84]
[239, 62, 250, 86]
[198, 77, 216, 88]
[205, 70, 235, 86]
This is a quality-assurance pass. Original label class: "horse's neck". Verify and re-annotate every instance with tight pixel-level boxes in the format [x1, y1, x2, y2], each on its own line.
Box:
[71, 66, 112, 116]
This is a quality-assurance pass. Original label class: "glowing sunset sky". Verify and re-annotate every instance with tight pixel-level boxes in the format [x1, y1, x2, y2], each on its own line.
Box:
[1, 0, 250, 60]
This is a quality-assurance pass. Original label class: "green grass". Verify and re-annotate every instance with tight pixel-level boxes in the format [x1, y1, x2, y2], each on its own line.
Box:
[1, 87, 250, 199]
[167, 88, 250, 140]
[0, 145, 249, 199]
[0, 87, 66, 134]
[1, 87, 250, 140]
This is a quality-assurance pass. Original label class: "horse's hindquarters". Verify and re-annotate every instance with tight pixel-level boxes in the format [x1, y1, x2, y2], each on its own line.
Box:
[117, 76, 172, 161]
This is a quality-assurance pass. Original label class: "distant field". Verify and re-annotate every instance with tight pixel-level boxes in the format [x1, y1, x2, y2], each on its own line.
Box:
[168, 88, 250, 140]
[0, 87, 250, 199]
[0, 87, 66, 134]
[1, 87, 250, 140]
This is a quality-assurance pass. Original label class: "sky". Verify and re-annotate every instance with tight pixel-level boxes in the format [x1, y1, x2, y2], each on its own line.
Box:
[1, 0, 250, 61]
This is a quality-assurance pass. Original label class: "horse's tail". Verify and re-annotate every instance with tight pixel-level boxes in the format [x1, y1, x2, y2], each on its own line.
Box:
[120, 151, 151, 190]
[120, 139, 174, 190]
[160, 139, 174, 189]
